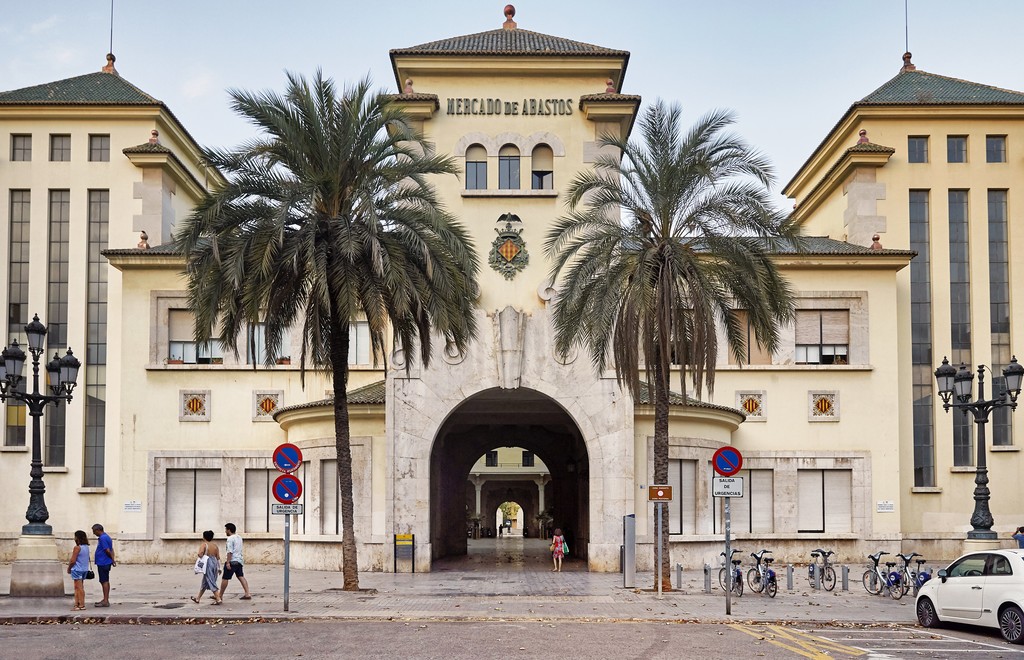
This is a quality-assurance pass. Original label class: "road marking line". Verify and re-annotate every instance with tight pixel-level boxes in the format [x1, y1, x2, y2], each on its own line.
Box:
[730, 624, 866, 659]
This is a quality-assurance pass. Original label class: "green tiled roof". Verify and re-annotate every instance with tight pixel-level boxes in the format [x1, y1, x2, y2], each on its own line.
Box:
[0, 71, 160, 105]
[391, 28, 628, 57]
[860, 69, 1024, 105]
[122, 142, 172, 154]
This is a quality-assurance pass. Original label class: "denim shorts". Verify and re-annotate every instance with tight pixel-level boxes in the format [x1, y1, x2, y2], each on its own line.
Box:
[70, 569, 87, 581]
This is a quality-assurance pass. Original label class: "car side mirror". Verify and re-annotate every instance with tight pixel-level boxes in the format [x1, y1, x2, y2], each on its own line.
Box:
[938, 568, 948, 583]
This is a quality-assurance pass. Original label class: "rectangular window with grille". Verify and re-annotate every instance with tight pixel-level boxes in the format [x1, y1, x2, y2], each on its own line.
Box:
[986, 135, 1007, 163]
[989, 189, 1012, 446]
[485, 450, 498, 467]
[45, 190, 70, 466]
[910, 190, 935, 487]
[11, 134, 31, 161]
[49, 134, 71, 162]
[949, 189, 973, 465]
[5, 190, 30, 447]
[522, 451, 534, 467]
[947, 135, 967, 163]
[89, 135, 110, 162]
[908, 136, 928, 163]
[84, 190, 109, 486]
[668, 459, 697, 534]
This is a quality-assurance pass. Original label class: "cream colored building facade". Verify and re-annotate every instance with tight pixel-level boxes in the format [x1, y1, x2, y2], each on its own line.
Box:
[1, 20, 1016, 571]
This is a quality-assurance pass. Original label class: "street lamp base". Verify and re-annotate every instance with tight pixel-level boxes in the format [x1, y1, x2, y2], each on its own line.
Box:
[9, 534, 65, 597]
[964, 537, 1001, 553]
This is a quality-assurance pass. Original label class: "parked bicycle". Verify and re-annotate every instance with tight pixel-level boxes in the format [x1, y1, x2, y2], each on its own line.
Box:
[895, 552, 932, 597]
[862, 551, 903, 600]
[807, 548, 837, 591]
[747, 549, 777, 598]
[719, 548, 744, 597]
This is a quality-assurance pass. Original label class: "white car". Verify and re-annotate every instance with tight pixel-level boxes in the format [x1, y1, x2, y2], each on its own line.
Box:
[916, 548, 1024, 644]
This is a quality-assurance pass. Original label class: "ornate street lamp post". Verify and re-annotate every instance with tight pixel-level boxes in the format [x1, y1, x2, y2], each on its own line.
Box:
[934, 356, 1024, 541]
[0, 314, 80, 596]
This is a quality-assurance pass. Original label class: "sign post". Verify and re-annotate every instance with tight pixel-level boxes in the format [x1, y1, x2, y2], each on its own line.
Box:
[712, 446, 743, 616]
[648, 485, 673, 598]
[272, 444, 303, 612]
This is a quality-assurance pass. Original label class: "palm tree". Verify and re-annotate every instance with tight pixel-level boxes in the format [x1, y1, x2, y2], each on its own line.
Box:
[544, 101, 800, 591]
[175, 72, 479, 591]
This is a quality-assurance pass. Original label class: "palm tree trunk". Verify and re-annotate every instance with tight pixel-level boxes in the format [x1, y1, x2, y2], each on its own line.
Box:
[329, 299, 360, 591]
[652, 354, 671, 592]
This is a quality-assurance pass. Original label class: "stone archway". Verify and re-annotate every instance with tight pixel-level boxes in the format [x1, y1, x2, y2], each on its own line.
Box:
[429, 387, 589, 564]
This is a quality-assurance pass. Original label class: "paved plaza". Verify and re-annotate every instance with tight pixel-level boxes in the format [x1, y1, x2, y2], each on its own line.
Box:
[0, 538, 924, 625]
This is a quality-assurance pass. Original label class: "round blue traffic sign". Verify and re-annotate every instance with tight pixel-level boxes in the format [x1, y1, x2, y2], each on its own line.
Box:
[712, 446, 743, 477]
[272, 474, 303, 504]
[273, 443, 303, 473]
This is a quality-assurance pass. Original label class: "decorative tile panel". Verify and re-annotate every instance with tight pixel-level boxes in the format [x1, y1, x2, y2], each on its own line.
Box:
[253, 390, 284, 422]
[179, 390, 211, 422]
[808, 391, 839, 421]
[735, 391, 766, 421]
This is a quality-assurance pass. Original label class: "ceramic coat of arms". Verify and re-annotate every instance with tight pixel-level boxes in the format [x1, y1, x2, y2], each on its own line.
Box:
[489, 213, 529, 280]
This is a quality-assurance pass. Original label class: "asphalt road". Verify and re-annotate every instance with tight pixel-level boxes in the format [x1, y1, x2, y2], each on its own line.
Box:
[2, 621, 1023, 659]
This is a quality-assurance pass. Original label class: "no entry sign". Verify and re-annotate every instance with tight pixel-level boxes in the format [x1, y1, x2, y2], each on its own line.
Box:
[272, 473, 303, 504]
[712, 446, 743, 477]
[273, 443, 303, 473]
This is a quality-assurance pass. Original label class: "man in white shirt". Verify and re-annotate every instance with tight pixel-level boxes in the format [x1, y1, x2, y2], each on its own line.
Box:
[219, 522, 252, 600]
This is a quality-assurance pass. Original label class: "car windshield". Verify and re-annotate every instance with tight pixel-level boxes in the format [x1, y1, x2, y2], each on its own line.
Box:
[947, 554, 987, 577]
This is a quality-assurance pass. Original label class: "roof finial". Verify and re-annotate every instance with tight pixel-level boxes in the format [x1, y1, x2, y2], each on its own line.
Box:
[901, 51, 916, 72]
[102, 52, 118, 75]
[503, 4, 517, 30]
[605, 78, 616, 93]
[138, 231, 150, 250]
[404, 78, 414, 94]
[857, 129, 869, 144]
[148, 129, 160, 145]
[871, 234, 883, 250]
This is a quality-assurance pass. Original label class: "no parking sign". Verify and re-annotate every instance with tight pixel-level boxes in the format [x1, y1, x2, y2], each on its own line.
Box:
[272, 473, 303, 504]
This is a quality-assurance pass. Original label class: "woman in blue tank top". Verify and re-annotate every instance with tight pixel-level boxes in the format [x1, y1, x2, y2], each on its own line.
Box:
[67, 529, 90, 611]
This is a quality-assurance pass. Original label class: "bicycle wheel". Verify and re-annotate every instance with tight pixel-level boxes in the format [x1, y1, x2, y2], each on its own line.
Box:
[862, 569, 882, 595]
[899, 571, 912, 598]
[718, 567, 728, 591]
[766, 578, 777, 598]
[822, 565, 836, 591]
[747, 567, 763, 593]
[733, 572, 744, 597]
[888, 576, 904, 600]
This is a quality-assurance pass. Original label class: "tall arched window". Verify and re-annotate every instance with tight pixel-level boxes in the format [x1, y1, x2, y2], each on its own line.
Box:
[465, 144, 487, 190]
[498, 144, 520, 190]
[531, 144, 553, 190]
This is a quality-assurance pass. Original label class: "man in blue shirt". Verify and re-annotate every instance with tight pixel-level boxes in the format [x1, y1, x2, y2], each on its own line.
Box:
[1014, 526, 1024, 549]
[92, 523, 116, 607]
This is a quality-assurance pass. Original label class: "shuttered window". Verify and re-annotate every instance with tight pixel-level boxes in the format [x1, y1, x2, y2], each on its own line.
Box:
[349, 321, 371, 365]
[168, 310, 197, 363]
[244, 469, 285, 534]
[795, 310, 849, 364]
[727, 469, 774, 533]
[321, 460, 340, 535]
[797, 469, 852, 533]
[166, 469, 222, 533]
[668, 459, 697, 534]
[728, 310, 774, 365]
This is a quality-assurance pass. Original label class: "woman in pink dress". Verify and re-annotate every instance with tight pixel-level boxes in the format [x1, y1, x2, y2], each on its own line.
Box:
[550, 528, 567, 572]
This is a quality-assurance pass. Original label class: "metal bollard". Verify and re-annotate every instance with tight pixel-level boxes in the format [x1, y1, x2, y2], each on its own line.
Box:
[675, 563, 682, 590]
[786, 564, 793, 590]
[813, 563, 821, 590]
[842, 564, 849, 591]
[703, 563, 712, 593]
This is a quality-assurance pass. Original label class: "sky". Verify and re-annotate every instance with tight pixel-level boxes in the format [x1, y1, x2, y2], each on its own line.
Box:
[3, 1, 1024, 204]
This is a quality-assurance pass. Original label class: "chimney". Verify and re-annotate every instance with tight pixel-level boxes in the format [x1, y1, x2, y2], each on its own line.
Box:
[503, 4, 517, 30]
[901, 52, 916, 73]
[102, 53, 118, 75]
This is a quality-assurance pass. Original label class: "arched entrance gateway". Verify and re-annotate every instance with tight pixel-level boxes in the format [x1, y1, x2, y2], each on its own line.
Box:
[429, 388, 589, 563]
